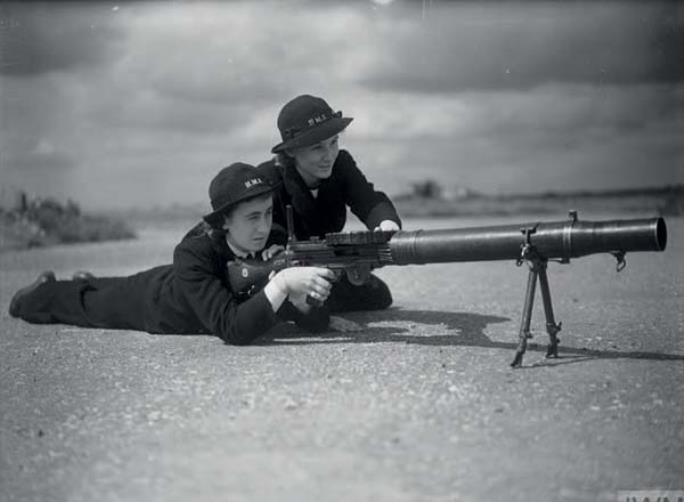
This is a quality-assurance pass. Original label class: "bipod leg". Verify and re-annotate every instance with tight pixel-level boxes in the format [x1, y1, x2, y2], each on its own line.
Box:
[511, 262, 539, 368]
[536, 261, 562, 358]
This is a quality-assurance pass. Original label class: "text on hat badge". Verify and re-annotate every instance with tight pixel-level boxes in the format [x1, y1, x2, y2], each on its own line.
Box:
[244, 177, 263, 188]
[307, 113, 328, 127]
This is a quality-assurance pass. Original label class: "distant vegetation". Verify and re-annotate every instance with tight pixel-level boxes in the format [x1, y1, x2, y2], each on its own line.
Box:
[0, 192, 136, 252]
[395, 182, 684, 218]
[1, 183, 681, 252]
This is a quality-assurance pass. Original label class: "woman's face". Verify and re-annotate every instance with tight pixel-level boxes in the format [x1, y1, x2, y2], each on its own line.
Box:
[222, 195, 273, 254]
[288, 134, 339, 187]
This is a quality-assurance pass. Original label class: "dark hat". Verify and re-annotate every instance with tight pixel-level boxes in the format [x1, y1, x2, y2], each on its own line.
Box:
[203, 162, 276, 227]
[271, 94, 353, 154]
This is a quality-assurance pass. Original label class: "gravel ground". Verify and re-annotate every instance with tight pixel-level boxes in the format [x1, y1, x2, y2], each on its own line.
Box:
[1, 215, 682, 502]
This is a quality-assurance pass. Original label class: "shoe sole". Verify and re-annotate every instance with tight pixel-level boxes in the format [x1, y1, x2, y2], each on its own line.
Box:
[9, 271, 56, 318]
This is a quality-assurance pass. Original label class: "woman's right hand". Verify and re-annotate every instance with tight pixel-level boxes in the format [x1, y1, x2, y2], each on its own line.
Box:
[272, 267, 335, 304]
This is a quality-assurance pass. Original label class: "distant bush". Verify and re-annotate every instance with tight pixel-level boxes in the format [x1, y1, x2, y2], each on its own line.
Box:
[394, 185, 684, 218]
[409, 180, 443, 199]
[657, 186, 684, 216]
[0, 193, 136, 251]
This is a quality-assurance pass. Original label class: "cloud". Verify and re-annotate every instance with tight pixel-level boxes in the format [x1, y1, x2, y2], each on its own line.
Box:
[3, 140, 74, 172]
[348, 82, 680, 144]
[0, 74, 84, 168]
[89, 2, 377, 107]
[344, 82, 682, 194]
[0, 3, 125, 76]
[1, 1, 681, 210]
[0, 2, 379, 144]
[360, 2, 684, 92]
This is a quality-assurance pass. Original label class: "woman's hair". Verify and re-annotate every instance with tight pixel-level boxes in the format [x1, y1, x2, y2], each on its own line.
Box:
[205, 207, 234, 231]
[275, 152, 295, 169]
[206, 216, 228, 235]
[195, 219, 226, 245]
[207, 224, 229, 250]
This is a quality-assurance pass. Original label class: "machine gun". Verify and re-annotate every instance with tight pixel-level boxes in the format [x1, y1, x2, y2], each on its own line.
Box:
[227, 207, 667, 367]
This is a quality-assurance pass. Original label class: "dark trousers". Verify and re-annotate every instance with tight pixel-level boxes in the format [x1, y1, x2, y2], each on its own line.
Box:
[12, 269, 392, 334]
[12, 269, 162, 331]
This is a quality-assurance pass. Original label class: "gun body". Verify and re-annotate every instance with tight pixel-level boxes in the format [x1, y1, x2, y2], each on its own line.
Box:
[226, 230, 396, 297]
[227, 212, 667, 366]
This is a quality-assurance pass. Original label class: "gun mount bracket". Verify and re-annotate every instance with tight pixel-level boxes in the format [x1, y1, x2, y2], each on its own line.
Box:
[611, 251, 627, 272]
[517, 225, 540, 267]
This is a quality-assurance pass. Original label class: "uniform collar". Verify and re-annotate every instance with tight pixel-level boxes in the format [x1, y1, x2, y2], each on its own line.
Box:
[225, 237, 256, 260]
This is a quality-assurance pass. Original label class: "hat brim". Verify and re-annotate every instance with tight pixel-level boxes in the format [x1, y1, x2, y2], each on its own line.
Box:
[271, 117, 353, 154]
[202, 183, 278, 227]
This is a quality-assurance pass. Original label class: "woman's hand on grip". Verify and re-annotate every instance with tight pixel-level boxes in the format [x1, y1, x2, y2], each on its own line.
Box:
[273, 267, 334, 303]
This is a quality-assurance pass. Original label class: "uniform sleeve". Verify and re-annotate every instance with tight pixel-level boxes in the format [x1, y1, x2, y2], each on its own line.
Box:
[338, 150, 402, 230]
[173, 240, 281, 345]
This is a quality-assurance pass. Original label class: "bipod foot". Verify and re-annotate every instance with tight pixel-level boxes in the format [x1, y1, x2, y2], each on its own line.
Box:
[511, 351, 525, 368]
[545, 339, 559, 358]
[511, 332, 532, 368]
[544, 322, 562, 359]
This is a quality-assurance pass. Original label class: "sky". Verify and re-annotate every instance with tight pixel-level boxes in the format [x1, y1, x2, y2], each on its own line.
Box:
[1, 0, 683, 211]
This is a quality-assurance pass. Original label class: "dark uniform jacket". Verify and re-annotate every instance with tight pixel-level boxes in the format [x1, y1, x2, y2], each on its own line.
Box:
[14, 223, 324, 345]
[139, 224, 279, 344]
[145, 224, 325, 344]
[256, 149, 401, 240]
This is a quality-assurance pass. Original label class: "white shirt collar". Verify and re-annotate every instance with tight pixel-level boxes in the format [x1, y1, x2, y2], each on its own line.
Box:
[225, 237, 254, 259]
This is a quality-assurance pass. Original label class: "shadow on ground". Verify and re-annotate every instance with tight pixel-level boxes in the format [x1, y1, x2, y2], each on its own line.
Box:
[253, 307, 684, 366]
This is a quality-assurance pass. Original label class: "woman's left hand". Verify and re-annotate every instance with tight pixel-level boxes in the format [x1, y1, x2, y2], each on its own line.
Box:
[374, 220, 400, 232]
[261, 244, 285, 261]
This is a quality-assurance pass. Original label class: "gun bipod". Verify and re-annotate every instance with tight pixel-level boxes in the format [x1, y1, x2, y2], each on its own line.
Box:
[511, 227, 562, 368]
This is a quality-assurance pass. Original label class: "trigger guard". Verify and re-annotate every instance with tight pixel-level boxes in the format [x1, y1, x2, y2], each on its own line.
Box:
[345, 265, 371, 286]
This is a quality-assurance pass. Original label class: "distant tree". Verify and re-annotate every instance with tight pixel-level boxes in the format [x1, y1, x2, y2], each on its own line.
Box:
[411, 180, 443, 199]
[66, 198, 81, 216]
[16, 191, 28, 212]
[0, 192, 135, 251]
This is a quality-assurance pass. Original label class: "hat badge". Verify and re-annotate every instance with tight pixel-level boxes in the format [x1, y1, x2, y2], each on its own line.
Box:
[244, 177, 263, 189]
[307, 113, 329, 127]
